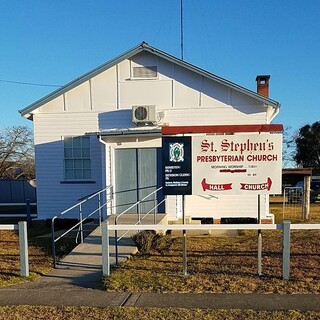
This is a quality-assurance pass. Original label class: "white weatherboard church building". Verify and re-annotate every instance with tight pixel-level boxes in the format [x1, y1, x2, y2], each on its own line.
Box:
[19, 42, 281, 223]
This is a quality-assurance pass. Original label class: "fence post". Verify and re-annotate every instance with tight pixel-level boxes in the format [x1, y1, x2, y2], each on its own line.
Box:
[102, 220, 110, 276]
[282, 220, 291, 280]
[18, 221, 29, 277]
[26, 199, 31, 228]
[303, 176, 311, 220]
[257, 195, 262, 276]
[182, 195, 187, 276]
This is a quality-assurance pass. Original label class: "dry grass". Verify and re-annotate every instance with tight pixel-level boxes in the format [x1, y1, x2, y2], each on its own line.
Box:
[270, 196, 320, 223]
[105, 204, 320, 293]
[0, 206, 320, 317]
[0, 219, 84, 287]
[0, 306, 319, 320]
[1, 204, 319, 293]
[105, 230, 320, 294]
[0, 230, 52, 287]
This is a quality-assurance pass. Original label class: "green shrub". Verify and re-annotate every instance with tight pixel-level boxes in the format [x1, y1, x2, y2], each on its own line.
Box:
[152, 233, 170, 252]
[131, 230, 156, 253]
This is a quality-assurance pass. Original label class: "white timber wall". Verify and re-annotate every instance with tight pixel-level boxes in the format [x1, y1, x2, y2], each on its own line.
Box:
[31, 51, 273, 220]
[33, 113, 103, 220]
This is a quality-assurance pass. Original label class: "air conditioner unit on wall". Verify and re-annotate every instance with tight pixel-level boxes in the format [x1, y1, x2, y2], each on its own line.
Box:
[132, 105, 157, 125]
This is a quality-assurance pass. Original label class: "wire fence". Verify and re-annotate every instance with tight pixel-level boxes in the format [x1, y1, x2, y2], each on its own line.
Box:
[283, 187, 303, 220]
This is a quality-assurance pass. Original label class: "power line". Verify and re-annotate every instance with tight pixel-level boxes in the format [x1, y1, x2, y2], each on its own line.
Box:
[0, 79, 62, 88]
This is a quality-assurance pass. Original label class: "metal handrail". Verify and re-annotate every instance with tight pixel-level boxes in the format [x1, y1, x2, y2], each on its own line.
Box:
[51, 185, 112, 268]
[114, 186, 164, 265]
[51, 184, 165, 268]
[115, 186, 163, 225]
[117, 197, 166, 243]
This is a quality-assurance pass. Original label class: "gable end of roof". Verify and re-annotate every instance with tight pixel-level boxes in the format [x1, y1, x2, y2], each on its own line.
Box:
[19, 42, 280, 118]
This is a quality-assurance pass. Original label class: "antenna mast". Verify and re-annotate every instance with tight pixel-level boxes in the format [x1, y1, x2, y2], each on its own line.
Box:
[180, 0, 184, 60]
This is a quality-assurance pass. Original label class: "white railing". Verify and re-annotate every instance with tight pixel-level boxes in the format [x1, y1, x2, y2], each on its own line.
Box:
[113, 186, 164, 265]
[0, 224, 18, 230]
[0, 222, 29, 277]
[102, 221, 320, 280]
[51, 185, 112, 268]
[114, 186, 163, 225]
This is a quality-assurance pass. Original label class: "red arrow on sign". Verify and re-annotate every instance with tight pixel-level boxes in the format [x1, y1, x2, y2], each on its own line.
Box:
[240, 177, 272, 191]
[201, 178, 233, 192]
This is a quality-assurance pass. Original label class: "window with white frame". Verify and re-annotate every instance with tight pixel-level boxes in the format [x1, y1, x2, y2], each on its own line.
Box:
[64, 136, 91, 180]
[132, 66, 157, 79]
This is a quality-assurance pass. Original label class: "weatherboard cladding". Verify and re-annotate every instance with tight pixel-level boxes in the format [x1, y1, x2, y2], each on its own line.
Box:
[165, 108, 266, 126]
[28, 57, 272, 131]
[33, 113, 103, 218]
[185, 194, 261, 218]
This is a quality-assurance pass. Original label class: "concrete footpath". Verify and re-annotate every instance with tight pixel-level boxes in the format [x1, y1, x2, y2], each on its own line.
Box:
[0, 220, 319, 311]
[1, 285, 320, 311]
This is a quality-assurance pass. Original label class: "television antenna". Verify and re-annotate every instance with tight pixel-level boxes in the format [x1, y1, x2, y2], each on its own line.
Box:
[180, 0, 184, 60]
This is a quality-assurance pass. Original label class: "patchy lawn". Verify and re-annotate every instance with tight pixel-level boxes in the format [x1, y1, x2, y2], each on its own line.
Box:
[0, 220, 78, 288]
[0, 229, 52, 287]
[105, 204, 320, 293]
[0, 306, 319, 320]
[1, 203, 319, 292]
[0, 205, 320, 318]
[104, 229, 320, 294]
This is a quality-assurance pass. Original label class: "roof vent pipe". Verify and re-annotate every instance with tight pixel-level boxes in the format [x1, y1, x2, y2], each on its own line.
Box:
[256, 75, 270, 97]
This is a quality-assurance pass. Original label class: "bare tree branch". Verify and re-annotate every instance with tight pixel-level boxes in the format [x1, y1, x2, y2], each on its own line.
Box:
[0, 126, 35, 180]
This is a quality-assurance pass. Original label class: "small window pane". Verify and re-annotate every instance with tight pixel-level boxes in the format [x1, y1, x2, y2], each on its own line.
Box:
[64, 148, 73, 158]
[65, 159, 73, 169]
[74, 159, 83, 169]
[74, 169, 83, 179]
[73, 148, 82, 158]
[73, 137, 81, 148]
[65, 169, 74, 180]
[83, 159, 91, 169]
[64, 138, 73, 148]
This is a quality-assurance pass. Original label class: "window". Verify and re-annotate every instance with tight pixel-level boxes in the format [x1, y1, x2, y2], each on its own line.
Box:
[64, 136, 91, 180]
[132, 66, 157, 79]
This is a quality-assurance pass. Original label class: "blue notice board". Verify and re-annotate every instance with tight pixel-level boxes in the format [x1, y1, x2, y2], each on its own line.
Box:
[162, 136, 192, 195]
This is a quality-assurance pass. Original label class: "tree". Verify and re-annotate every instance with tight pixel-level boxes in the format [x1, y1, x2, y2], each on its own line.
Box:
[0, 126, 35, 180]
[294, 121, 320, 172]
[282, 126, 296, 168]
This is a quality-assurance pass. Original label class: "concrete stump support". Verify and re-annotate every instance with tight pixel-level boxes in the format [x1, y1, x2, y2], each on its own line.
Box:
[282, 220, 291, 280]
[18, 221, 29, 277]
[102, 220, 110, 277]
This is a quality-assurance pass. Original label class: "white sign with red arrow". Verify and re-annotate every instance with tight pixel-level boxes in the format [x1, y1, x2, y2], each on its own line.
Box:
[192, 134, 282, 195]
[201, 178, 232, 191]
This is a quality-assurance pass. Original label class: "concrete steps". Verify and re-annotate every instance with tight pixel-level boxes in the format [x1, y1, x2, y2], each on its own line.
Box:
[56, 213, 168, 270]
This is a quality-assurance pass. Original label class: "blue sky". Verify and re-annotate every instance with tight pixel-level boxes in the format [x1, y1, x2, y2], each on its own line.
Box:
[1, 0, 319, 136]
